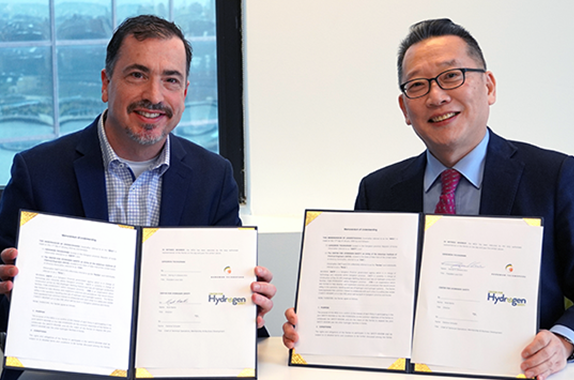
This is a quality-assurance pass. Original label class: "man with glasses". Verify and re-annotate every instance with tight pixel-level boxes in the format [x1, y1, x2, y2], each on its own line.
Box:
[283, 18, 574, 380]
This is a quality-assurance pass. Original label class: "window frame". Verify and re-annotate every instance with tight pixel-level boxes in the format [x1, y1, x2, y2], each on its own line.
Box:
[0, 0, 246, 202]
[216, 0, 245, 203]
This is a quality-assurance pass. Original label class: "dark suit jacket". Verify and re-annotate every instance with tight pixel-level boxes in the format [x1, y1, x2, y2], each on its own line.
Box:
[0, 116, 258, 333]
[0, 117, 241, 249]
[355, 130, 574, 332]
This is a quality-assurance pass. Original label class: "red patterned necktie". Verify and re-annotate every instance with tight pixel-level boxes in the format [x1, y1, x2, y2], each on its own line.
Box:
[434, 169, 461, 214]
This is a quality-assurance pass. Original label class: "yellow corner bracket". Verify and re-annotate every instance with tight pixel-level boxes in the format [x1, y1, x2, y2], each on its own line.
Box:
[238, 368, 255, 377]
[290, 350, 308, 365]
[387, 358, 406, 371]
[5, 357, 24, 368]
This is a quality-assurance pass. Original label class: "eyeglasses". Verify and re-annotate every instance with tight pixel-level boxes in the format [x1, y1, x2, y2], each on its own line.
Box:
[400, 68, 486, 99]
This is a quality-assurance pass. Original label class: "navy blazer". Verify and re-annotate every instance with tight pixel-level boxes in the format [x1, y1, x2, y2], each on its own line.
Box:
[355, 130, 574, 332]
[0, 116, 243, 330]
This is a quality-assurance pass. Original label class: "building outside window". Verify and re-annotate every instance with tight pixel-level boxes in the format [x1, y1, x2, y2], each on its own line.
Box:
[0, 0, 220, 185]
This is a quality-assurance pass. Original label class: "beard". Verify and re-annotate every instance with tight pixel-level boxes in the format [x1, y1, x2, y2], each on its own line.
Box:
[125, 100, 174, 145]
[125, 123, 169, 145]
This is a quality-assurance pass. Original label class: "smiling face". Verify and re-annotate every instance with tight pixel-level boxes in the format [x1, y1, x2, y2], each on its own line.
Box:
[101, 35, 189, 160]
[398, 35, 496, 167]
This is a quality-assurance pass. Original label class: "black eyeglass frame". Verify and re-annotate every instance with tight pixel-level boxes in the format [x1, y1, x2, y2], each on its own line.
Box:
[400, 68, 486, 99]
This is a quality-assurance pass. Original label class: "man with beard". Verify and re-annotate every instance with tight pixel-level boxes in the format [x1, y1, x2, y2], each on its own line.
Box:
[0, 14, 275, 369]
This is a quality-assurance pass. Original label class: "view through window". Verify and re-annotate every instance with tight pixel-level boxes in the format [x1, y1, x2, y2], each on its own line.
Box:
[0, 0, 219, 185]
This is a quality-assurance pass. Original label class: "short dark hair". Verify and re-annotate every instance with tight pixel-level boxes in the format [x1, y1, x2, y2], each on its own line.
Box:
[397, 18, 486, 84]
[105, 15, 193, 79]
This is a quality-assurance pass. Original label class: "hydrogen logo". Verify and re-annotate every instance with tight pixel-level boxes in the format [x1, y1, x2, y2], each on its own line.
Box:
[487, 291, 526, 306]
[208, 293, 247, 306]
[505, 264, 514, 273]
[224, 266, 232, 274]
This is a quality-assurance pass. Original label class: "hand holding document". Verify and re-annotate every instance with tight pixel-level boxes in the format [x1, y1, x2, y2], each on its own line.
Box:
[135, 227, 257, 378]
[6, 211, 137, 376]
[4, 211, 258, 379]
[412, 215, 542, 377]
[290, 210, 543, 379]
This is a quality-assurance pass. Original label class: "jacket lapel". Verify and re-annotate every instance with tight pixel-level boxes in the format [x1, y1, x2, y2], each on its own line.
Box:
[73, 120, 109, 221]
[479, 130, 524, 216]
[389, 153, 426, 212]
[159, 135, 193, 225]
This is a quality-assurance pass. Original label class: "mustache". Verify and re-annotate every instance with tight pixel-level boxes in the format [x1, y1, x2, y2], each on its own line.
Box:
[127, 100, 173, 118]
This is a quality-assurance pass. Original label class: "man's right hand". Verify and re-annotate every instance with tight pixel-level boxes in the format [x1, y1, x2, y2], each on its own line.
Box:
[0, 248, 18, 299]
[282, 307, 299, 349]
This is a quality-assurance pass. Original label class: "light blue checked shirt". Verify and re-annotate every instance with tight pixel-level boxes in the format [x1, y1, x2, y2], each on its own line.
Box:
[97, 111, 170, 227]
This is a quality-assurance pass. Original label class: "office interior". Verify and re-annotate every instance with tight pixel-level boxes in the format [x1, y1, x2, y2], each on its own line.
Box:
[1, 1, 573, 339]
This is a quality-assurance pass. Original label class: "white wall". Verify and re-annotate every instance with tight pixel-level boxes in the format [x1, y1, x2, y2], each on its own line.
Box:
[242, 0, 574, 230]
[241, 0, 574, 336]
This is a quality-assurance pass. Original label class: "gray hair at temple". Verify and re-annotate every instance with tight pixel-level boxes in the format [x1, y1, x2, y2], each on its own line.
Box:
[105, 14, 193, 79]
[397, 18, 487, 85]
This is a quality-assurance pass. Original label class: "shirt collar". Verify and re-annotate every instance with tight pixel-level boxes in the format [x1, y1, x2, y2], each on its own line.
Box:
[424, 129, 490, 192]
[97, 110, 171, 174]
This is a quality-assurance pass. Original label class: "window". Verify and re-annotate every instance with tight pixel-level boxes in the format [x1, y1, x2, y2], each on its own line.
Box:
[0, 0, 244, 199]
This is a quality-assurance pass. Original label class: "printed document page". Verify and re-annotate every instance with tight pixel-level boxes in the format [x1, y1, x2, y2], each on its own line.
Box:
[135, 227, 257, 378]
[5, 212, 138, 376]
[411, 215, 542, 377]
[294, 211, 420, 363]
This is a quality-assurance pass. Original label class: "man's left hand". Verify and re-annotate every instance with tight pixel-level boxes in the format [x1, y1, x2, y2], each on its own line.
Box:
[251, 266, 276, 329]
[521, 330, 573, 380]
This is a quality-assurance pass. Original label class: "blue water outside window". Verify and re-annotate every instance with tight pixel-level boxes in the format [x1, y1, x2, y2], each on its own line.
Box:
[0, 0, 221, 185]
